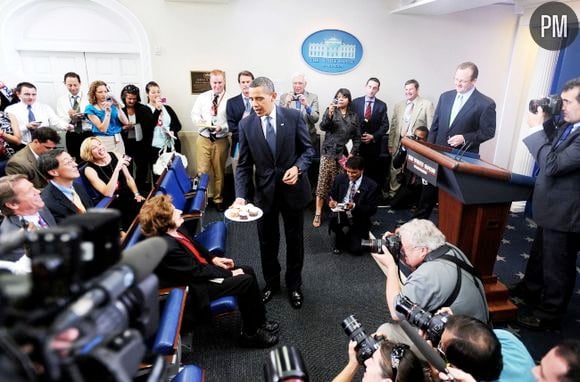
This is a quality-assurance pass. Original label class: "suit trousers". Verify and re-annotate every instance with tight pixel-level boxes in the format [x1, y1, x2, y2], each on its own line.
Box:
[196, 136, 229, 204]
[521, 227, 580, 321]
[206, 266, 266, 333]
[257, 202, 304, 291]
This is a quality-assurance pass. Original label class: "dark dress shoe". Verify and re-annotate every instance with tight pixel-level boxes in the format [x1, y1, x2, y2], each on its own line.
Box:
[261, 320, 280, 334]
[239, 328, 279, 348]
[516, 312, 561, 331]
[262, 286, 280, 304]
[289, 290, 303, 309]
[332, 248, 342, 255]
[508, 283, 540, 305]
[215, 202, 226, 212]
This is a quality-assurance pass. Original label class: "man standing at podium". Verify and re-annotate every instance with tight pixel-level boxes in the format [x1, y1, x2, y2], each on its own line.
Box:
[511, 78, 580, 330]
[415, 62, 496, 218]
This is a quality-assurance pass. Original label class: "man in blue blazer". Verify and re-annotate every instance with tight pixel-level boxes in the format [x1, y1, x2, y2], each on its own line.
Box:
[226, 70, 255, 161]
[234, 77, 314, 309]
[352, 77, 390, 187]
[511, 78, 580, 330]
[428, 62, 496, 153]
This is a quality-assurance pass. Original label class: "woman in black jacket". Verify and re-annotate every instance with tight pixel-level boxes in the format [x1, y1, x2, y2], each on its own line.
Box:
[139, 195, 279, 348]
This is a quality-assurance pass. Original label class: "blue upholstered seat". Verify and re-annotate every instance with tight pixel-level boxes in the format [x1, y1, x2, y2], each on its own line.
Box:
[170, 364, 205, 382]
[153, 288, 185, 355]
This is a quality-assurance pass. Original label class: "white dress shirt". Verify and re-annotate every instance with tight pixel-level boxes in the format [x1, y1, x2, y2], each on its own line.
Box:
[56, 91, 92, 131]
[190, 90, 229, 138]
[5, 101, 69, 144]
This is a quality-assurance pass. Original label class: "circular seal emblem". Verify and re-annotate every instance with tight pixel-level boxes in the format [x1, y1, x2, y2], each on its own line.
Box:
[529, 2, 578, 51]
[301, 29, 363, 74]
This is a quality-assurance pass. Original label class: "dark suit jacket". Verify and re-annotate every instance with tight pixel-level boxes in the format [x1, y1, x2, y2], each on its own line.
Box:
[428, 89, 496, 153]
[5, 146, 47, 189]
[329, 173, 380, 232]
[235, 106, 314, 213]
[352, 97, 390, 156]
[226, 94, 254, 156]
[523, 119, 580, 232]
[0, 207, 57, 261]
[41, 182, 95, 223]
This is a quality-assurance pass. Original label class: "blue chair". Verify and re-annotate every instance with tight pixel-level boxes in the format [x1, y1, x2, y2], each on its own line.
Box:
[171, 364, 205, 382]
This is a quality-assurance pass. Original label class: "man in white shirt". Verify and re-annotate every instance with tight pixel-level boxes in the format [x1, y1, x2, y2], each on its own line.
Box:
[55, 72, 93, 159]
[5, 82, 70, 145]
[191, 69, 230, 212]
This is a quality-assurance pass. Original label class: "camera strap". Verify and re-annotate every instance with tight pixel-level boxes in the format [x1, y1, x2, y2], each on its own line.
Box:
[429, 245, 484, 311]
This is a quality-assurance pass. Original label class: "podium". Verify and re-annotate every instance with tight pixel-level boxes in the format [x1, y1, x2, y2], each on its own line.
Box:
[401, 138, 535, 321]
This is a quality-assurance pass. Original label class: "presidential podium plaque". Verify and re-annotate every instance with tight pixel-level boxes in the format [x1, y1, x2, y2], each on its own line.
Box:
[402, 137, 535, 321]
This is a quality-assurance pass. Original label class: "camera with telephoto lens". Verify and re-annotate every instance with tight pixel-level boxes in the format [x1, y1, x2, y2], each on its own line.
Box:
[529, 95, 562, 116]
[264, 345, 309, 382]
[361, 233, 402, 261]
[395, 296, 449, 346]
[341, 315, 383, 364]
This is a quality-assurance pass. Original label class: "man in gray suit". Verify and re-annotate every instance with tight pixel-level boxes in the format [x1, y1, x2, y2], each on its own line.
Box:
[5, 127, 61, 189]
[387, 79, 434, 199]
[511, 77, 580, 330]
[280, 73, 320, 194]
[0, 174, 57, 271]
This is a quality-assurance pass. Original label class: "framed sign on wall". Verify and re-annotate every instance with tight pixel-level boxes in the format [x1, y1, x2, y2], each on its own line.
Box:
[190, 71, 212, 94]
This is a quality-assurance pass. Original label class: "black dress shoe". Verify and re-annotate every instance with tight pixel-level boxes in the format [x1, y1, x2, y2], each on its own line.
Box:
[289, 290, 303, 309]
[262, 286, 280, 304]
[261, 320, 280, 334]
[215, 202, 226, 212]
[333, 248, 342, 255]
[516, 312, 561, 331]
[508, 283, 540, 305]
[239, 328, 279, 348]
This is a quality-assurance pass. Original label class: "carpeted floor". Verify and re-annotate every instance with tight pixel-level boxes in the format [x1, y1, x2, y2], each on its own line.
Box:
[182, 203, 580, 381]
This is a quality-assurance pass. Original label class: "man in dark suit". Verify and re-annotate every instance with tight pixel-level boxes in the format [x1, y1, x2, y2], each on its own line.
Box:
[352, 77, 390, 187]
[0, 174, 56, 270]
[38, 149, 94, 223]
[416, 62, 496, 219]
[5, 127, 61, 189]
[428, 62, 496, 153]
[511, 77, 580, 330]
[328, 156, 380, 255]
[234, 76, 314, 309]
[226, 70, 254, 174]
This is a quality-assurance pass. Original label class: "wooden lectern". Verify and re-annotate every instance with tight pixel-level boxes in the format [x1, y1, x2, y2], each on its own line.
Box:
[401, 137, 535, 321]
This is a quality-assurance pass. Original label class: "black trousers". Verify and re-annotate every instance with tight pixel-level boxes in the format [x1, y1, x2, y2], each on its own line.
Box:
[257, 203, 304, 291]
[522, 227, 580, 321]
[329, 213, 369, 254]
[206, 266, 266, 333]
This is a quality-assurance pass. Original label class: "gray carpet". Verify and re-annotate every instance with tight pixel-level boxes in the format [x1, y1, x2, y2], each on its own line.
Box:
[182, 206, 390, 381]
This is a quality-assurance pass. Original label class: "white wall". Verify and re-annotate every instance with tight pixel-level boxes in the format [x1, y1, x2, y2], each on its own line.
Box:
[115, 0, 520, 160]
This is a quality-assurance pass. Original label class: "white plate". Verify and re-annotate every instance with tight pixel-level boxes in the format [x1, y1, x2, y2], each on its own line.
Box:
[224, 207, 263, 222]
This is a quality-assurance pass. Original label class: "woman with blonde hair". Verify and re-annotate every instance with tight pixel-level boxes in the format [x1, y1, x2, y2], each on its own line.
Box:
[80, 136, 144, 230]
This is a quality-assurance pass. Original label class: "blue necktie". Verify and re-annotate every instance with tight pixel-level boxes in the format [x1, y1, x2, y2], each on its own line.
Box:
[244, 98, 251, 113]
[265, 116, 276, 157]
[554, 124, 573, 149]
[27, 105, 35, 123]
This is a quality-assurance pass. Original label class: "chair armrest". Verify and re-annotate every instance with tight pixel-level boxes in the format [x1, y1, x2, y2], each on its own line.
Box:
[153, 287, 188, 356]
[171, 364, 205, 382]
[95, 196, 115, 208]
[196, 173, 210, 191]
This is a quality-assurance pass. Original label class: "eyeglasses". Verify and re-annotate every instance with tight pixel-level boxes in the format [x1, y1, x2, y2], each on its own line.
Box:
[41, 143, 57, 150]
[391, 343, 409, 380]
[61, 157, 77, 166]
[437, 341, 448, 364]
[123, 85, 139, 93]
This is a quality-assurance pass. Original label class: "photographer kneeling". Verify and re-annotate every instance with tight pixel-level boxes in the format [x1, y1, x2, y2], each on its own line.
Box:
[373, 219, 488, 357]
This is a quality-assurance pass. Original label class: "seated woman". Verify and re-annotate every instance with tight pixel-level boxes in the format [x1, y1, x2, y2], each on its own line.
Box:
[139, 195, 279, 348]
[313, 88, 361, 228]
[80, 136, 145, 231]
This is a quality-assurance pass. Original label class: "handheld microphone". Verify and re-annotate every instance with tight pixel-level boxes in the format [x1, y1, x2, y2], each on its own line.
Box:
[51, 237, 167, 332]
[399, 320, 455, 381]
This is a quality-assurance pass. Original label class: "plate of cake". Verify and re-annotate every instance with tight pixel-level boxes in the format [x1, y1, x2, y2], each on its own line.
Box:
[224, 203, 263, 222]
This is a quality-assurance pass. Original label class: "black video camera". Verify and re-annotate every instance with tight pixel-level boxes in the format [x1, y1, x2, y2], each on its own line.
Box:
[361, 233, 402, 262]
[395, 296, 449, 346]
[341, 315, 383, 364]
[529, 95, 562, 116]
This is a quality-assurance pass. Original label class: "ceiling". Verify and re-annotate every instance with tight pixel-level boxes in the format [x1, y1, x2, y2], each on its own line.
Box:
[388, 0, 563, 15]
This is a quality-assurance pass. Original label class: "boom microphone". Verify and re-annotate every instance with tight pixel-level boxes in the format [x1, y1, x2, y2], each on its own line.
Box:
[51, 238, 167, 332]
[399, 320, 455, 381]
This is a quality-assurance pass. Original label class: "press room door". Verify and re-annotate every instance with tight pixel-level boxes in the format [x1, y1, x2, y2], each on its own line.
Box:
[19, 51, 142, 107]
